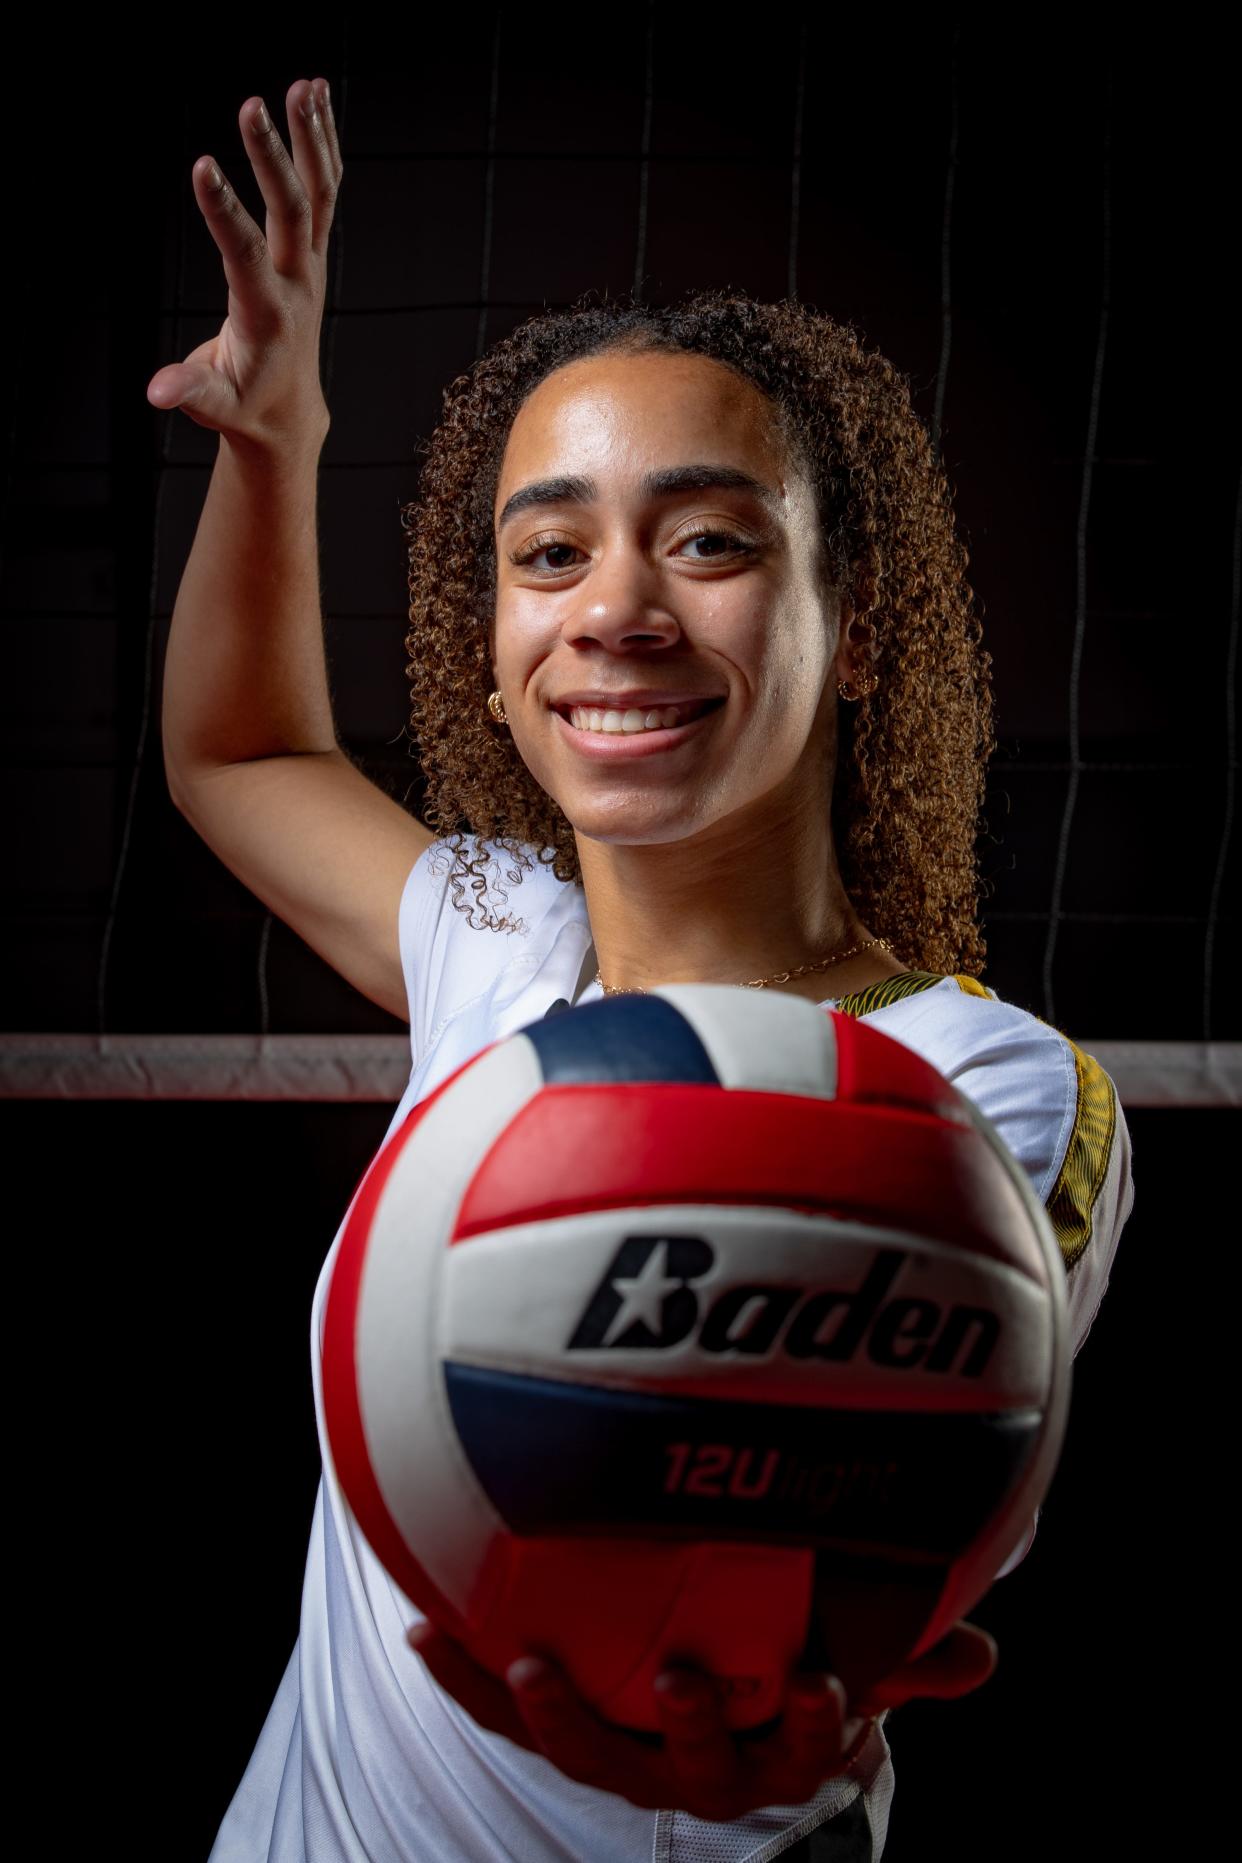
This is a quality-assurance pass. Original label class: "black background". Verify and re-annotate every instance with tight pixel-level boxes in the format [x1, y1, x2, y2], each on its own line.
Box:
[4, 17, 1233, 1860]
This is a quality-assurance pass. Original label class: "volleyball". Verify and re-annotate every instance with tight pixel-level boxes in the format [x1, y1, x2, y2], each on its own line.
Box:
[322, 985, 1070, 1735]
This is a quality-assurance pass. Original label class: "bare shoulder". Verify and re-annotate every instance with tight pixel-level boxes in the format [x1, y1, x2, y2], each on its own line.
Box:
[168, 749, 435, 1023]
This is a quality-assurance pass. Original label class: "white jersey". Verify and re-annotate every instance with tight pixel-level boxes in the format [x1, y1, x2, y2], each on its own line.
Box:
[210, 837, 1134, 1863]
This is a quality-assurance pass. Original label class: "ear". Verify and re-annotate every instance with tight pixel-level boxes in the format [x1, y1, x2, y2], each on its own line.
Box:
[832, 607, 880, 689]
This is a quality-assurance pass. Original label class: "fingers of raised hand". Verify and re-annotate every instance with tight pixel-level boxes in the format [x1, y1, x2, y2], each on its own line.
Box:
[291, 79, 343, 196]
[238, 84, 334, 272]
[192, 149, 272, 292]
[278, 82, 341, 248]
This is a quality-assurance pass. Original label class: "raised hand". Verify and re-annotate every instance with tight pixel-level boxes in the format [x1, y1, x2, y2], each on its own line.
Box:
[407, 1617, 998, 1822]
[146, 80, 341, 446]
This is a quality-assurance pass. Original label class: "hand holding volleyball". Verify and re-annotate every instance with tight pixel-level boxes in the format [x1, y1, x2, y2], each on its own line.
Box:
[324, 985, 1068, 1765]
[405, 1614, 997, 1820]
[145, 79, 339, 445]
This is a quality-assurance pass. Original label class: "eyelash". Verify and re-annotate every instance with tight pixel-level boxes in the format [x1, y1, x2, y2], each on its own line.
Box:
[509, 525, 757, 574]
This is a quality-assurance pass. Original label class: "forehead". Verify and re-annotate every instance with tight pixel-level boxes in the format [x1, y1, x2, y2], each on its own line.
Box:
[494, 349, 792, 513]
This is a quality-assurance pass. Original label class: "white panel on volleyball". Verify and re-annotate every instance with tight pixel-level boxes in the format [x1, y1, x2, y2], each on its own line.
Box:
[354, 1034, 547, 1614]
[441, 1207, 1056, 1413]
[651, 983, 839, 1097]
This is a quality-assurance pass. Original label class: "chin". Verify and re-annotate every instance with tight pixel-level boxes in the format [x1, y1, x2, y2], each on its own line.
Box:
[566, 800, 718, 849]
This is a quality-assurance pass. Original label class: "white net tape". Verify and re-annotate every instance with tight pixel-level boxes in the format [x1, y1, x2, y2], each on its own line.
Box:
[0, 1034, 1237, 1107]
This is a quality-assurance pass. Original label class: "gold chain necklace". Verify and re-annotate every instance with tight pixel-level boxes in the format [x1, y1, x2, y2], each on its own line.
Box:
[593, 935, 895, 997]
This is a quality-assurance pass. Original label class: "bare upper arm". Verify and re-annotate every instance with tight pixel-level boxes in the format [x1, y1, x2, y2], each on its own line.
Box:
[168, 750, 435, 1023]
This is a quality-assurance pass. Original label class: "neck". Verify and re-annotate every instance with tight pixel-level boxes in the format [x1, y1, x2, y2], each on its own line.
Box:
[574, 796, 907, 1006]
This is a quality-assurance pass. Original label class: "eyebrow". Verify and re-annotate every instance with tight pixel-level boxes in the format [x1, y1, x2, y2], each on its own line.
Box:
[496, 463, 782, 534]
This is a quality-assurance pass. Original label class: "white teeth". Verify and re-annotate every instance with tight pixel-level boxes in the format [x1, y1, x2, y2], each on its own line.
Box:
[568, 704, 685, 734]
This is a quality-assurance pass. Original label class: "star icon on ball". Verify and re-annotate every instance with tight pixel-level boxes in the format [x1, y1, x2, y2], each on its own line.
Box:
[600, 1241, 685, 1346]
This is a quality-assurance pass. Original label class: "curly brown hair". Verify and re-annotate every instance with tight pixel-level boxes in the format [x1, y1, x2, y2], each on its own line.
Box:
[400, 290, 994, 976]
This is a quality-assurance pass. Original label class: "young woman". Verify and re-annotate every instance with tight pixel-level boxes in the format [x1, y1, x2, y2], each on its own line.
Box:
[154, 79, 1133, 1863]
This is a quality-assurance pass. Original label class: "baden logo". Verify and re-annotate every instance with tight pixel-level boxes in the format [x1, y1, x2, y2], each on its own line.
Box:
[566, 1237, 999, 1376]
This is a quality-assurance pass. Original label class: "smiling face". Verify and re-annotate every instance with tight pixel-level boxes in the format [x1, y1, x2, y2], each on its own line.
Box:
[489, 346, 845, 853]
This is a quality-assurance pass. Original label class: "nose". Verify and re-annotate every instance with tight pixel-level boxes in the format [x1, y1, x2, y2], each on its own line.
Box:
[562, 544, 682, 653]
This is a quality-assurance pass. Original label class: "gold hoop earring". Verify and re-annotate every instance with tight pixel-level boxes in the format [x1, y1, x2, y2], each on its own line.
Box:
[487, 690, 508, 725]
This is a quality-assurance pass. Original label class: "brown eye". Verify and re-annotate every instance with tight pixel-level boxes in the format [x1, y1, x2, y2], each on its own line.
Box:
[510, 536, 583, 573]
[675, 527, 755, 561]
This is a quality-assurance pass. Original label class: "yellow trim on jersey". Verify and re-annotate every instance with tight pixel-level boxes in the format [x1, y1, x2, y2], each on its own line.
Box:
[834, 970, 994, 1019]
[833, 968, 1118, 1280]
[834, 970, 944, 1019]
[1044, 1039, 1118, 1273]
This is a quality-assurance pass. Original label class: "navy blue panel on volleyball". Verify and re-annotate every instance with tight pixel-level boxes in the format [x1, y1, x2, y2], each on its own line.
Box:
[521, 993, 720, 1085]
[443, 1361, 1040, 1556]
